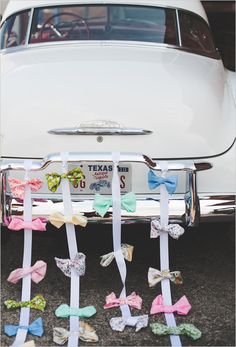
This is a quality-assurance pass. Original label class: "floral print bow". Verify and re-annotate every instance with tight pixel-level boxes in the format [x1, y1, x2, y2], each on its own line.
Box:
[150, 220, 185, 239]
[53, 322, 99, 345]
[45, 167, 84, 192]
[148, 267, 183, 287]
[150, 323, 202, 340]
[110, 315, 149, 332]
[8, 177, 43, 200]
[4, 295, 46, 311]
[55, 252, 86, 277]
[100, 244, 134, 267]
[104, 292, 142, 310]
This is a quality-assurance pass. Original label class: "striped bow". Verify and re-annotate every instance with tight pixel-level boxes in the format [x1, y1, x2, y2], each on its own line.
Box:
[100, 244, 134, 267]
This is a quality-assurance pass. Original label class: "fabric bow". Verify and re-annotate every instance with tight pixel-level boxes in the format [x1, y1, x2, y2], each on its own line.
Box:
[19, 341, 36, 347]
[4, 295, 46, 311]
[49, 212, 87, 229]
[8, 218, 47, 231]
[4, 317, 44, 337]
[104, 292, 142, 310]
[150, 220, 185, 239]
[45, 168, 84, 192]
[93, 192, 136, 217]
[8, 177, 43, 200]
[53, 321, 99, 344]
[55, 253, 86, 277]
[150, 295, 191, 315]
[148, 267, 183, 287]
[100, 244, 134, 267]
[150, 323, 202, 340]
[110, 315, 149, 332]
[55, 304, 96, 318]
[148, 170, 178, 194]
[7, 260, 47, 284]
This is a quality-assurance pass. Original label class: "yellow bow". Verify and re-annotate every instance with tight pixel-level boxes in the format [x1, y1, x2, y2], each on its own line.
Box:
[49, 212, 87, 229]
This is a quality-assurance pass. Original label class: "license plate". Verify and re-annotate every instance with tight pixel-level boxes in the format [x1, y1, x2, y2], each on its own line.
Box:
[69, 162, 131, 194]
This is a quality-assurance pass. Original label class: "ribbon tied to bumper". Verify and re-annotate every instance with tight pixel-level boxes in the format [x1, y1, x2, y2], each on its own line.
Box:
[148, 170, 178, 195]
[4, 317, 44, 337]
[148, 267, 183, 287]
[55, 304, 96, 318]
[8, 217, 47, 231]
[8, 177, 43, 200]
[110, 315, 149, 332]
[4, 295, 46, 312]
[150, 219, 185, 239]
[7, 260, 47, 284]
[53, 322, 99, 345]
[100, 244, 134, 267]
[55, 252, 86, 277]
[93, 192, 136, 217]
[150, 295, 191, 315]
[150, 323, 202, 340]
[49, 212, 87, 229]
[46, 168, 84, 192]
[104, 292, 142, 310]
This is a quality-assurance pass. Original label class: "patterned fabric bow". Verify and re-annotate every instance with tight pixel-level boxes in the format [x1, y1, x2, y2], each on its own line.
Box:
[53, 321, 99, 344]
[148, 170, 178, 195]
[150, 323, 202, 340]
[8, 177, 43, 200]
[150, 295, 191, 315]
[110, 315, 149, 332]
[49, 212, 87, 229]
[45, 168, 84, 192]
[100, 244, 134, 267]
[93, 192, 136, 217]
[148, 267, 183, 287]
[55, 304, 96, 318]
[4, 317, 44, 337]
[8, 218, 47, 231]
[19, 341, 36, 347]
[104, 292, 142, 310]
[55, 253, 86, 277]
[4, 295, 46, 312]
[7, 260, 47, 284]
[150, 220, 185, 239]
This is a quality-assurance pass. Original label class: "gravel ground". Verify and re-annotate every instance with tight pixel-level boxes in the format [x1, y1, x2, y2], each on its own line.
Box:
[1, 222, 235, 347]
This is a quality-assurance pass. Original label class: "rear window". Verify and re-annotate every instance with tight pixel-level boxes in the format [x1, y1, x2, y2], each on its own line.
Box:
[29, 5, 178, 45]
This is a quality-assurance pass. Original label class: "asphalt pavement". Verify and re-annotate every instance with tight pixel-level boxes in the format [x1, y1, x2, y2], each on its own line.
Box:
[1, 222, 235, 347]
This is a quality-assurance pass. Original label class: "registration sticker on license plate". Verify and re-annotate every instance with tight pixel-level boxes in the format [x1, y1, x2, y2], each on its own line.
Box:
[69, 163, 131, 194]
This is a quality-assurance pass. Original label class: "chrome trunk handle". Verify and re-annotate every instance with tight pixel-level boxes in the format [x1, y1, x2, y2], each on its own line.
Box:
[48, 127, 153, 136]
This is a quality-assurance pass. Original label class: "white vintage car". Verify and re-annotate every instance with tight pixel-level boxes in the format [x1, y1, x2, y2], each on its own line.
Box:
[0, 0, 235, 227]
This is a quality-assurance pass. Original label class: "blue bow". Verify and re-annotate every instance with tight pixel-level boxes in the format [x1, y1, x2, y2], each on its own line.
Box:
[148, 170, 178, 195]
[4, 317, 44, 337]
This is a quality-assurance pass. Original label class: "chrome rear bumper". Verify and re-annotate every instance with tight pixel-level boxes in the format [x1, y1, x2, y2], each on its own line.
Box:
[0, 152, 235, 226]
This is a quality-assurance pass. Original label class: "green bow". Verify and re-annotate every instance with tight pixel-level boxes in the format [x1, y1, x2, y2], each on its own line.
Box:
[4, 295, 46, 312]
[55, 304, 96, 318]
[150, 323, 202, 340]
[45, 167, 84, 192]
[93, 192, 136, 217]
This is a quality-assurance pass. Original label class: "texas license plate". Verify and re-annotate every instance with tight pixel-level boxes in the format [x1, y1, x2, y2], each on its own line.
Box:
[69, 163, 131, 194]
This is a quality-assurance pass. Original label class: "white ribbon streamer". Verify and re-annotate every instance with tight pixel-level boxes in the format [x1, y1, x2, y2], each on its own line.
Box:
[11, 160, 33, 347]
[111, 152, 131, 321]
[60, 152, 80, 347]
[159, 161, 182, 347]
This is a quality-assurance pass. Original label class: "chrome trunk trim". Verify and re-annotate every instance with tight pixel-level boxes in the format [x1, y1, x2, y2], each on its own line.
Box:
[48, 127, 153, 136]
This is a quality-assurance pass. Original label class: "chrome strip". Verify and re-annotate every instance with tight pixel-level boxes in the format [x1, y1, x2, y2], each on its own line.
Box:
[25, 8, 34, 45]
[48, 127, 153, 136]
[175, 9, 182, 47]
[0, 152, 212, 172]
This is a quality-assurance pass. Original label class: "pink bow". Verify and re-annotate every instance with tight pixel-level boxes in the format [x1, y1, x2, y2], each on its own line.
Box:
[8, 218, 47, 231]
[7, 260, 47, 284]
[8, 177, 43, 199]
[104, 292, 142, 310]
[150, 295, 191, 315]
